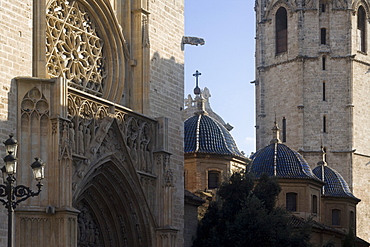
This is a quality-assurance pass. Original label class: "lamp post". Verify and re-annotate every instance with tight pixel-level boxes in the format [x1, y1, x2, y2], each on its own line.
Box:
[0, 134, 45, 247]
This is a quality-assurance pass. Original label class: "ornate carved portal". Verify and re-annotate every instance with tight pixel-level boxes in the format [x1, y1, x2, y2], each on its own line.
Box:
[68, 89, 157, 247]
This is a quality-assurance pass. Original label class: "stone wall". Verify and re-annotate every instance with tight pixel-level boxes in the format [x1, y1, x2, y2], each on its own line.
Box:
[149, 1, 185, 245]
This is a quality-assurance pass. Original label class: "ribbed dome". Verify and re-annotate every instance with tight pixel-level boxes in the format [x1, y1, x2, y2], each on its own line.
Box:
[184, 114, 244, 157]
[250, 143, 320, 180]
[312, 165, 359, 201]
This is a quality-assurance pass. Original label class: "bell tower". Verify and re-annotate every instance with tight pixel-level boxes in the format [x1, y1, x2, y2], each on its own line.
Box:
[254, 0, 370, 241]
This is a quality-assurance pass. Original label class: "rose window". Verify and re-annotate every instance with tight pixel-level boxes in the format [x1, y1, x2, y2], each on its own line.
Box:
[46, 0, 106, 96]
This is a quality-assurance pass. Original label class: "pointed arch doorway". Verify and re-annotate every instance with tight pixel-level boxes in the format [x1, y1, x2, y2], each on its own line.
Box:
[73, 158, 155, 247]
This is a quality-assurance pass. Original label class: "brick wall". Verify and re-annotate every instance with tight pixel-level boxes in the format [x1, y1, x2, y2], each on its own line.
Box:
[0, 0, 33, 245]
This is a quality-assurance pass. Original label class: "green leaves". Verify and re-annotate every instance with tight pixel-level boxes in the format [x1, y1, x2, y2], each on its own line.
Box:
[192, 172, 312, 247]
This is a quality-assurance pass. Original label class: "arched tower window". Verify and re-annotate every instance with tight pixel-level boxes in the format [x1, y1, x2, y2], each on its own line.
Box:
[358, 6, 366, 52]
[312, 195, 318, 214]
[323, 115, 327, 133]
[276, 7, 288, 54]
[208, 171, 220, 189]
[282, 117, 287, 142]
[350, 211, 355, 229]
[321, 28, 327, 45]
[321, 4, 326, 13]
[286, 192, 297, 212]
[323, 81, 326, 101]
[322, 56, 326, 70]
[332, 209, 341, 225]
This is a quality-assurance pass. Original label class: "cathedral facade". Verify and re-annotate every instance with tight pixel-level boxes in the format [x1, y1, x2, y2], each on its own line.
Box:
[254, 0, 370, 241]
[0, 0, 185, 246]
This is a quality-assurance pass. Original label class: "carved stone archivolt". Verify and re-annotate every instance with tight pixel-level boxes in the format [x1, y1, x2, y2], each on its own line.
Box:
[76, 201, 102, 247]
[73, 157, 154, 246]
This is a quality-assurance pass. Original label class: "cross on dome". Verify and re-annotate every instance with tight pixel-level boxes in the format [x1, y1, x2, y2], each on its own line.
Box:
[193, 70, 201, 95]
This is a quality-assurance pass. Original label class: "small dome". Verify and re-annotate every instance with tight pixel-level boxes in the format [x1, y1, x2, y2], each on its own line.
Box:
[184, 114, 244, 157]
[312, 165, 359, 201]
[250, 143, 320, 180]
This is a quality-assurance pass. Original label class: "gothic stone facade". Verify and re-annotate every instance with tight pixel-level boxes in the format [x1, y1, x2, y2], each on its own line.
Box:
[255, 0, 370, 241]
[0, 0, 185, 246]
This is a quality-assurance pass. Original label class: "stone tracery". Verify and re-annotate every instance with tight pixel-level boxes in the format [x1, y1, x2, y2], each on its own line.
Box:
[46, 0, 106, 96]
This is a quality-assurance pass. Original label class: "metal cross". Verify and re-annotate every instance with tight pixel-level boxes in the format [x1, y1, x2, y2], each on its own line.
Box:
[193, 70, 201, 95]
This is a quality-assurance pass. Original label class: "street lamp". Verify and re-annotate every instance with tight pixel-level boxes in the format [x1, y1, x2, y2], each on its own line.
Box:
[0, 134, 45, 247]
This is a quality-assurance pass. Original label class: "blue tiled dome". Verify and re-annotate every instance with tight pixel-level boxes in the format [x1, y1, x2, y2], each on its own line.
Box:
[249, 143, 320, 180]
[312, 165, 359, 201]
[184, 114, 244, 157]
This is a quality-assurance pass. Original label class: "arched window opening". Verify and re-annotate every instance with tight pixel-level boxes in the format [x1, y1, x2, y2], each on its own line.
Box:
[358, 6, 366, 52]
[323, 81, 326, 101]
[321, 4, 326, 12]
[350, 211, 355, 229]
[321, 28, 327, 45]
[322, 56, 326, 70]
[312, 195, 318, 214]
[286, 192, 297, 212]
[276, 7, 288, 54]
[208, 171, 220, 189]
[282, 117, 287, 142]
[323, 115, 327, 133]
[332, 209, 341, 225]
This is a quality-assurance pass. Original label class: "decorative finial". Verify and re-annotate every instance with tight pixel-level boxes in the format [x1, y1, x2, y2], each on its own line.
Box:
[270, 120, 281, 144]
[193, 70, 201, 95]
[317, 146, 327, 166]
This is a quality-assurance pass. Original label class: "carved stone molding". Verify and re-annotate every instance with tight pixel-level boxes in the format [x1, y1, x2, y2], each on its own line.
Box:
[76, 200, 102, 246]
[154, 151, 173, 187]
[68, 90, 156, 176]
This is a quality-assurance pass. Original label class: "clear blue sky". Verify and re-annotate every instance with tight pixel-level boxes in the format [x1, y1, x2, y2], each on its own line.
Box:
[184, 0, 256, 156]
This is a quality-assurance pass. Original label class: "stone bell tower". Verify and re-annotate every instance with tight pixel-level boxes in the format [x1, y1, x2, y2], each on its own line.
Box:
[254, 0, 370, 241]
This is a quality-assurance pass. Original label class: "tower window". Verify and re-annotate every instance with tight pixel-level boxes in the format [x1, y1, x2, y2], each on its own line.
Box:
[332, 209, 341, 226]
[321, 4, 326, 12]
[276, 7, 288, 54]
[322, 56, 326, 70]
[286, 192, 297, 212]
[321, 28, 327, 45]
[312, 195, 318, 214]
[323, 116, 327, 133]
[282, 117, 287, 142]
[350, 211, 355, 229]
[323, 81, 326, 101]
[208, 171, 220, 189]
[358, 6, 366, 52]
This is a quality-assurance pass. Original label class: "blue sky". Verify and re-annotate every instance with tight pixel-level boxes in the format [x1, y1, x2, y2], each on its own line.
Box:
[184, 0, 256, 156]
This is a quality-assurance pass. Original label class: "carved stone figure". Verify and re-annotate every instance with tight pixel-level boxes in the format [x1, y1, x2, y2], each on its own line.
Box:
[69, 122, 76, 151]
[85, 127, 91, 151]
[78, 124, 84, 155]
[334, 0, 347, 9]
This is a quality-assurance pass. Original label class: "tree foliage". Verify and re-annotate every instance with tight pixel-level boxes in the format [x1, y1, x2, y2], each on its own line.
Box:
[342, 228, 356, 247]
[192, 172, 312, 247]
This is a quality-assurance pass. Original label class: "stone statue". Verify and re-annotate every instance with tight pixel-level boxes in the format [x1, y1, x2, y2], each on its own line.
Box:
[78, 124, 84, 155]
[69, 122, 76, 151]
